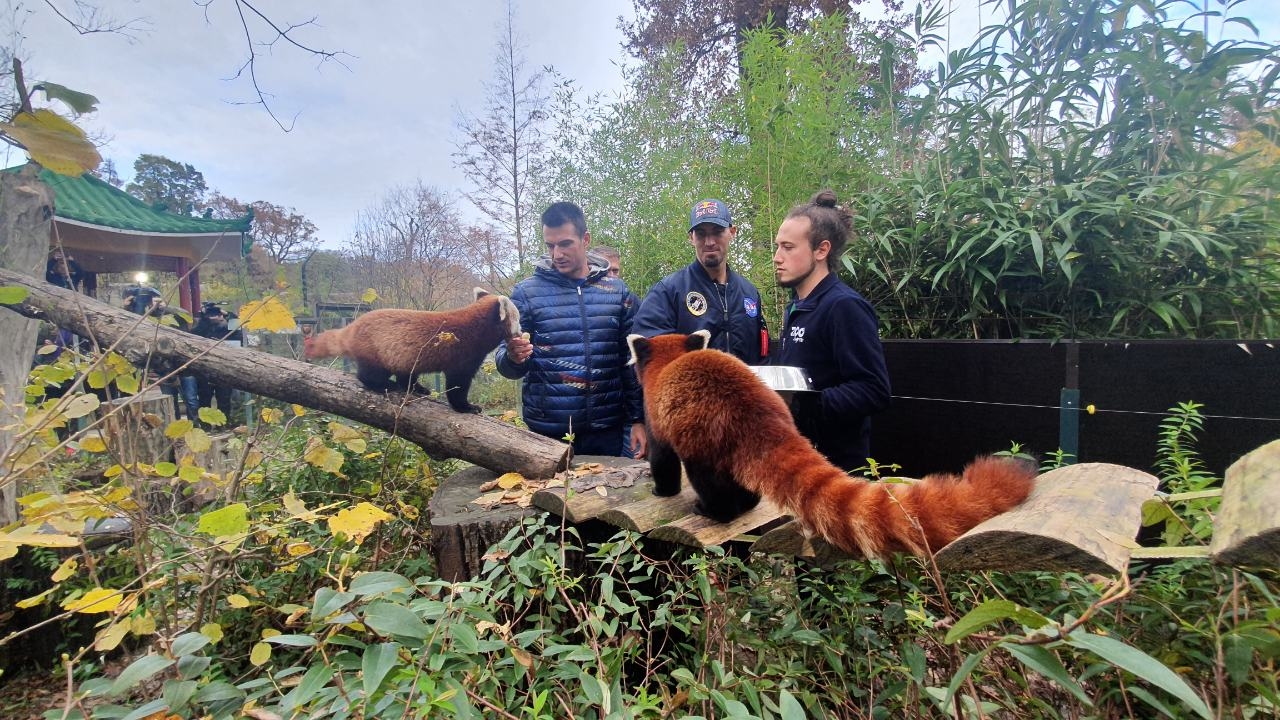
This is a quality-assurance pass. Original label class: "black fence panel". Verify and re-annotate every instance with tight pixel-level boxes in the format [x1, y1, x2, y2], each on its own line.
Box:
[870, 340, 1280, 479]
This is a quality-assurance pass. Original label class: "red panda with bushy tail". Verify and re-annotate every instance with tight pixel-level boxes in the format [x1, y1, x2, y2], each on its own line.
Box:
[304, 288, 521, 413]
[627, 330, 1037, 558]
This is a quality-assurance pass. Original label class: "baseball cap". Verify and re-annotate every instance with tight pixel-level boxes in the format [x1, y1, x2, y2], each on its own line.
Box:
[690, 199, 732, 231]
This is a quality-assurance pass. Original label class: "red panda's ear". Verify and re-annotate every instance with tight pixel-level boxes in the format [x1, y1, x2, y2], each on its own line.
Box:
[687, 330, 711, 351]
[626, 334, 649, 367]
[474, 287, 490, 300]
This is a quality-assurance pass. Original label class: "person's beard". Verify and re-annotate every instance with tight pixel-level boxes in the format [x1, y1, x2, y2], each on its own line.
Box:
[777, 259, 815, 289]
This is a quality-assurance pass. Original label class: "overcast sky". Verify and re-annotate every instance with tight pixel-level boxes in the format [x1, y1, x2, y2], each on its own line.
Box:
[5, 1, 635, 247]
[5, 1, 1276, 251]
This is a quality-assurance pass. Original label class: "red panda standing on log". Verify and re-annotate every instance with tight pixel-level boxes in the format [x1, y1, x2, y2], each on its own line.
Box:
[627, 330, 1037, 558]
[304, 288, 521, 413]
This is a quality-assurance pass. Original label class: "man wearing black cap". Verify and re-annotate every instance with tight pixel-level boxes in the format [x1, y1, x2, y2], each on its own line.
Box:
[632, 199, 769, 364]
[192, 304, 244, 422]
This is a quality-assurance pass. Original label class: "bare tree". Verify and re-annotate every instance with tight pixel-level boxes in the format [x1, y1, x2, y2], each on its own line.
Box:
[462, 224, 517, 292]
[346, 182, 474, 310]
[452, 0, 547, 269]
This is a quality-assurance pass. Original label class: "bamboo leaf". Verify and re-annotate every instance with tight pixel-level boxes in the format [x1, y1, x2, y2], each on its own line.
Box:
[1066, 632, 1211, 719]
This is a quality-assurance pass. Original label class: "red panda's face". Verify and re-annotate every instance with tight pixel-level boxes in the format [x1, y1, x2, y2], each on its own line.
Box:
[626, 331, 711, 385]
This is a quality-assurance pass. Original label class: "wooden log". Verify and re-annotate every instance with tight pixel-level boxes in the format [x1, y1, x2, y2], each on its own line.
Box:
[935, 463, 1159, 575]
[646, 499, 787, 549]
[596, 484, 701, 533]
[1210, 439, 1280, 568]
[428, 464, 538, 581]
[0, 268, 569, 478]
[750, 521, 855, 567]
[0, 165, 52, 525]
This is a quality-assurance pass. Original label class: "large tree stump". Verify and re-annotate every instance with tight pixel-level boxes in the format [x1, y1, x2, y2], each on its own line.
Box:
[0, 166, 53, 525]
[431, 456, 644, 580]
[428, 466, 539, 581]
[1210, 439, 1280, 568]
[0, 268, 569, 478]
[99, 389, 175, 467]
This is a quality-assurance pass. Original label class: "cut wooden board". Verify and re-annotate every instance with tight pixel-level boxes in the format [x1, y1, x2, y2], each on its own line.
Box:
[1210, 439, 1280, 568]
[646, 498, 787, 548]
[935, 463, 1159, 575]
[751, 520, 856, 566]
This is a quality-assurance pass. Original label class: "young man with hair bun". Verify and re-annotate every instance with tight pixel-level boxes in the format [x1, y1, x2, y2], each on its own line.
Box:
[772, 190, 891, 472]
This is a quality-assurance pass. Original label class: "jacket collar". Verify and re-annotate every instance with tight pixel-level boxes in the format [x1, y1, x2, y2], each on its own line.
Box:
[533, 254, 610, 286]
[790, 271, 840, 311]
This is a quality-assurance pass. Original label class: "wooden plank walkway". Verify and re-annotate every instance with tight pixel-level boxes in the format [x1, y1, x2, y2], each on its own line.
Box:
[524, 440, 1280, 574]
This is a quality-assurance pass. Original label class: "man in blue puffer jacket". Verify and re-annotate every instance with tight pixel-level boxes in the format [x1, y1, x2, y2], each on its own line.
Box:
[497, 202, 648, 458]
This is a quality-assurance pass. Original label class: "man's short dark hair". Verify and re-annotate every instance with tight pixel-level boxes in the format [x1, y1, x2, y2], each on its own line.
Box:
[541, 202, 587, 238]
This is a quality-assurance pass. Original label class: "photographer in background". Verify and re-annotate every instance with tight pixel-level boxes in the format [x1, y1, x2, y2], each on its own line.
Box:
[191, 303, 244, 423]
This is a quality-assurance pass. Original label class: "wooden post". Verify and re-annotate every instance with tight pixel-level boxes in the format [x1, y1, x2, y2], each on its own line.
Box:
[1210, 439, 1280, 568]
[0, 166, 52, 525]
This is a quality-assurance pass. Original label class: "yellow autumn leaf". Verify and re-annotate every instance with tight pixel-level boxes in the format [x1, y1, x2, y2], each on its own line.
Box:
[285, 541, 314, 557]
[132, 613, 157, 636]
[94, 620, 130, 652]
[292, 404, 307, 417]
[62, 587, 123, 614]
[327, 502, 393, 544]
[51, 556, 78, 581]
[282, 490, 321, 522]
[79, 435, 107, 453]
[303, 438, 345, 476]
[198, 407, 226, 428]
[62, 393, 101, 419]
[184, 427, 212, 453]
[114, 372, 140, 395]
[261, 407, 284, 424]
[261, 628, 280, 639]
[227, 594, 251, 608]
[250, 641, 272, 666]
[165, 419, 194, 438]
[328, 422, 363, 442]
[360, 288, 379, 304]
[16, 587, 55, 609]
[0, 108, 102, 176]
[238, 296, 296, 333]
[496, 472, 525, 490]
[0, 524, 80, 548]
[397, 501, 419, 521]
[200, 622, 223, 643]
[103, 464, 124, 478]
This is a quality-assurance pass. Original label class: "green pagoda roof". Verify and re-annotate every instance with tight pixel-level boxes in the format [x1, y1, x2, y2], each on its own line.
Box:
[4, 164, 252, 235]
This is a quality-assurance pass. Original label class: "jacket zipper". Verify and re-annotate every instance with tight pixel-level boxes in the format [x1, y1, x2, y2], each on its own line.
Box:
[578, 285, 593, 427]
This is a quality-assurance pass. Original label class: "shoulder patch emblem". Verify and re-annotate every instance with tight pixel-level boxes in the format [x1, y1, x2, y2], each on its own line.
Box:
[685, 291, 708, 317]
[743, 297, 758, 318]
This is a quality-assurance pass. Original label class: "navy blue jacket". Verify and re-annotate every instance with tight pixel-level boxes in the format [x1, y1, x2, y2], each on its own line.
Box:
[774, 272, 891, 471]
[496, 256, 644, 439]
[632, 262, 768, 364]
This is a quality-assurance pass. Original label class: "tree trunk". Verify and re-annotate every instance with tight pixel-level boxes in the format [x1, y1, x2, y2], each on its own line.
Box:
[0, 268, 569, 479]
[0, 166, 52, 525]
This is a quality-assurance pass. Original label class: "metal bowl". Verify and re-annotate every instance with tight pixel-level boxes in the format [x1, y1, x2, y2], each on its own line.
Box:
[747, 365, 815, 393]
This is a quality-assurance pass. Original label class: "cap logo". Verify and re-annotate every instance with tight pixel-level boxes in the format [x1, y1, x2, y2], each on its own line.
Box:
[685, 291, 708, 317]
[694, 201, 720, 220]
